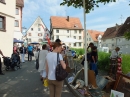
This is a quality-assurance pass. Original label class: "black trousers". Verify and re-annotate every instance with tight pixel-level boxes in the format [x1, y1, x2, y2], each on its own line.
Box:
[28, 51, 32, 61]
[0, 58, 2, 73]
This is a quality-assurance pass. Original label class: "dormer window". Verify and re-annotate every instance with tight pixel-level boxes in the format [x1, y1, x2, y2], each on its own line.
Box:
[74, 25, 78, 28]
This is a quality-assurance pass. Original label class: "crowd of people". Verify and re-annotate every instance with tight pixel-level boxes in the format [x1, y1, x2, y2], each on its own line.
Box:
[0, 39, 122, 97]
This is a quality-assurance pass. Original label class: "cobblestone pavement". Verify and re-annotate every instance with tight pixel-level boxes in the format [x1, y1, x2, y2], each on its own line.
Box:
[0, 55, 75, 97]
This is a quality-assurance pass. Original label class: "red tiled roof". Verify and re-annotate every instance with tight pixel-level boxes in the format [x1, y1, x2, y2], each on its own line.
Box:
[87, 30, 104, 42]
[50, 16, 83, 29]
[16, 0, 24, 7]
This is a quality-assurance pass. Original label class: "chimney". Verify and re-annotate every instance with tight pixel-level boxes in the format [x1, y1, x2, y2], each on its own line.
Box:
[67, 16, 69, 21]
[116, 23, 118, 31]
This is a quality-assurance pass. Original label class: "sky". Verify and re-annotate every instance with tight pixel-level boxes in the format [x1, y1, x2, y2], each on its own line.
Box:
[23, 0, 130, 32]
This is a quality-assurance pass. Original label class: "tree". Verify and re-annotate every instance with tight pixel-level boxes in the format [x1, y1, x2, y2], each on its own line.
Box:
[60, 0, 130, 13]
[124, 31, 130, 40]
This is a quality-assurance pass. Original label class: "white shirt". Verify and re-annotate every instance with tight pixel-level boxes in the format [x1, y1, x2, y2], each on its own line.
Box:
[35, 50, 48, 71]
[46, 52, 63, 80]
[110, 50, 119, 59]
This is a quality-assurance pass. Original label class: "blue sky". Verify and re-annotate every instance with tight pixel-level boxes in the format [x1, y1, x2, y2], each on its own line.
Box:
[23, 0, 130, 32]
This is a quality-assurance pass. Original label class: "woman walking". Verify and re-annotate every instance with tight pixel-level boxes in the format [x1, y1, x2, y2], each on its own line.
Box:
[46, 42, 66, 97]
[35, 44, 48, 81]
[19, 44, 27, 63]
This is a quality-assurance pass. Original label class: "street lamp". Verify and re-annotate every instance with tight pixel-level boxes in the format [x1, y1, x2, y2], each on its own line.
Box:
[83, 0, 88, 86]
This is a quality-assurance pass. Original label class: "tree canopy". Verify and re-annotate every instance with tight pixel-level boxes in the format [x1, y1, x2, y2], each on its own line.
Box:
[60, 0, 129, 13]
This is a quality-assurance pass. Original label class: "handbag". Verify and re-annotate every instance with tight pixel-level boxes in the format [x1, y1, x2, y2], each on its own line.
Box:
[36, 51, 40, 70]
[55, 53, 68, 81]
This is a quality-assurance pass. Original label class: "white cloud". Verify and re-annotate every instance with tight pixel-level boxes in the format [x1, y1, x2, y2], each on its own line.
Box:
[39, 0, 67, 16]
[87, 17, 109, 24]
[87, 23, 116, 31]
[108, 0, 127, 7]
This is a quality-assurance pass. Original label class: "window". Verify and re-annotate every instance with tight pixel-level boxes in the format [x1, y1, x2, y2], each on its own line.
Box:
[112, 44, 114, 46]
[112, 39, 114, 41]
[38, 33, 42, 36]
[31, 28, 33, 31]
[74, 30, 77, 34]
[106, 44, 108, 47]
[56, 29, 59, 33]
[16, 8, 19, 15]
[79, 36, 81, 40]
[38, 38, 42, 42]
[87, 33, 88, 35]
[79, 43, 81, 47]
[67, 30, 69, 33]
[79, 30, 81, 34]
[28, 38, 31, 42]
[38, 28, 40, 31]
[118, 39, 120, 41]
[0, 0, 5, 4]
[28, 33, 31, 36]
[15, 20, 19, 27]
[67, 36, 69, 38]
[0, 16, 6, 31]
[73, 36, 76, 39]
[89, 38, 91, 41]
[73, 43, 76, 47]
[56, 35, 59, 39]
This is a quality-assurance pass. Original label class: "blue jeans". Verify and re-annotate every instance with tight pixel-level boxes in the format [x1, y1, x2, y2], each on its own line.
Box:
[90, 62, 98, 75]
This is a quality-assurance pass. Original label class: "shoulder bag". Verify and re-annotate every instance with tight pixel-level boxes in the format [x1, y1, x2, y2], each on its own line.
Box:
[36, 51, 40, 70]
[55, 53, 68, 81]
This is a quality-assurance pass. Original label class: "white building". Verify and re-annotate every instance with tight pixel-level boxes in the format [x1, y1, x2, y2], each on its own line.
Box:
[86, 30, 104, 48]
[24, 16, 50, 44]
[14, 0, 24, 40]
[0, 0, 16, 57]
[102, 17, 130, 54]
[50, 16, 84, 48]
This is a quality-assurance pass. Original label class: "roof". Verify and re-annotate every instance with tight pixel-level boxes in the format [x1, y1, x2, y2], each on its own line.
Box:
[25, 16, 49, 37]
[116, 17, 130, 37]
[102, 17, 130, 39]
[87, 30, 104, 42]
[102, 25, 122, 39]
[16, 0, 24, 7]
[50, 16, 83, 30]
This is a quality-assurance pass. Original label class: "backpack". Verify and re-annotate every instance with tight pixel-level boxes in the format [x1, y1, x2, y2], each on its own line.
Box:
[55, 53, 68, 81]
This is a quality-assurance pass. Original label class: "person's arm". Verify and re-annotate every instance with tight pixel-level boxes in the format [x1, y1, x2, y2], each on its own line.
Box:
[0, 49, 4, 57]
[87, 46, 90, 51]
[45, 60, 48, 78]
[59, 54, 66, 69]
[91, 52, 96, 63]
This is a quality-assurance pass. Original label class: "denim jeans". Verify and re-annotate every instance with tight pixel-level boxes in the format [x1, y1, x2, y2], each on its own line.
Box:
[90, 62, 98, 75]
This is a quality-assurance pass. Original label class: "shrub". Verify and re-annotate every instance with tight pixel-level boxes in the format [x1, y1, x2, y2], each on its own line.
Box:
[71, 48, 84, 55]
[98, 52, 130, 74]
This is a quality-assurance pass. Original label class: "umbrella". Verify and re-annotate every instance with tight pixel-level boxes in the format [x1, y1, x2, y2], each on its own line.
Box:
[30, 42, 39, 44]
[61, 38, 81, 43]
[13, 38, 24, 43]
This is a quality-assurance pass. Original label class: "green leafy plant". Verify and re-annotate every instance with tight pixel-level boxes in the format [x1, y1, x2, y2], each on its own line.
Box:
[60, 0, 130, 13]
[124, 31, 130, 40]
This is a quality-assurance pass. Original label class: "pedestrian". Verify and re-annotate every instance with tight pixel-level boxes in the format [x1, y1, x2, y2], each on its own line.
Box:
[109, 47, 120, 79]
[46, 42, 66, 97]
[35, 44, 48, 81]
[19, 44, 27, 63]
[81, 42, 94, 66]
[90, 46, 98, 76]
[0, 49, 5, 75]
[27, 44, 33, 61]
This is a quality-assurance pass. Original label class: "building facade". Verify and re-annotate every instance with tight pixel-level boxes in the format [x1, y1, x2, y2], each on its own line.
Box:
[50, 16, 84, 48]
[25, 17, 50, 44]
[102, 17, 130, 54]
[14, 0, 24, 40]
[0, 0, 16, 57]
[86, 30, 104, 48]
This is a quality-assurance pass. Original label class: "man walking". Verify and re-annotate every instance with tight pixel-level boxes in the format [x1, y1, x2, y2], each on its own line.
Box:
[19, 44, 27, 63]
[27, 44, 33, 61]
[0, 49, 4, 75]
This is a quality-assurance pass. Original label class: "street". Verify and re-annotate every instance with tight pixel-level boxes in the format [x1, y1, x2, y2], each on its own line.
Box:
[0, 56, 75, 97]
